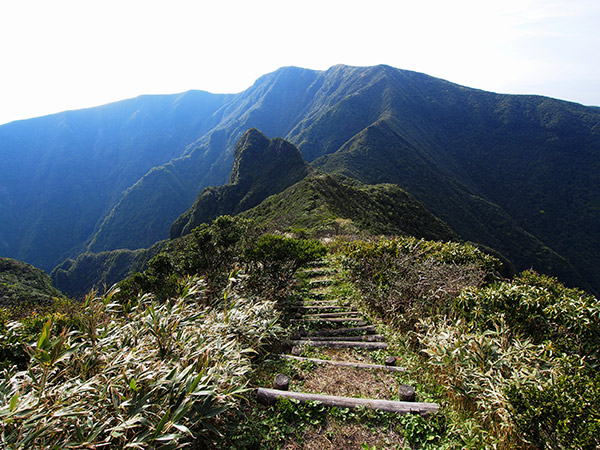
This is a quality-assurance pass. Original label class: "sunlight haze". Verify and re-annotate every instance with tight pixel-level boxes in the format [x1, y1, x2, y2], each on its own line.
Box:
[1, 0, 598, 125]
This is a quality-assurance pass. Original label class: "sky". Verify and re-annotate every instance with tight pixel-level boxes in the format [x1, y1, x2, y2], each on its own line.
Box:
[1, 0, 599, 125]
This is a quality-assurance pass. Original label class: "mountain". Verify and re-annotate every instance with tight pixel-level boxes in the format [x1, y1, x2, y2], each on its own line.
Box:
[51, 244, 164, 299]
[53, 139, 459, 298]
[0, 91, 231, 271]
[241, 173, 459, 243]
[0, 257, 65, 307]
[1, 64, 599, 293]
[170, 128, 309, 238]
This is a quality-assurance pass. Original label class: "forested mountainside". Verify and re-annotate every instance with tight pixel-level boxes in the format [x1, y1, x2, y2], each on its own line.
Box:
[0, 91, 231, 271]
[1, 64, 598, 292]
[0, 257, 65, 308]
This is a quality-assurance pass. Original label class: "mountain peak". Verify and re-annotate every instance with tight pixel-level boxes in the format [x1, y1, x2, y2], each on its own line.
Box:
[170, 129, 309, 238]
[228, 128, 308, 187]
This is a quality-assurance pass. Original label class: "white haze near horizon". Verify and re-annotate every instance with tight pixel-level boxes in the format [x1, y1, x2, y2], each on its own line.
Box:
[1, 0, 599, 125]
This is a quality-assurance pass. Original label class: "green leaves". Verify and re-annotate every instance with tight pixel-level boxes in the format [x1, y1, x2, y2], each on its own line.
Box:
[1, 274, 281, 448]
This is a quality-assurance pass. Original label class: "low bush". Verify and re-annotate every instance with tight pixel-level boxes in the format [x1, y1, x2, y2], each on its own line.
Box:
[340, 237, 499, 331]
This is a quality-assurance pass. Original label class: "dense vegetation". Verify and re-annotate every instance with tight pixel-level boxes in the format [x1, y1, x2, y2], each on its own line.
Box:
[0, 258, 65, 310]
[2, 210, 599, 448]
[51, 244, 164, 299]
[53, 151, 459, 299]
[242, 173, 458, 242]
[340, 238, 600, 449]
[0, 217, 327, 448]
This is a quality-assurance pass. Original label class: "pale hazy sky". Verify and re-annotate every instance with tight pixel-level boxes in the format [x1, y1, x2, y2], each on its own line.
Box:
[1, 0, 599, 125]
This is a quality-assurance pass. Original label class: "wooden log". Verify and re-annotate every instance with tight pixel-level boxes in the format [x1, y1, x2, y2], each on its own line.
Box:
[256, 388, 438, 415]
[286, 339, 388, 350]
[281, 355, 406, 372]
[298, 301, 350, 307]
[299, 269, 332, 277]
[295, 334, 385, 342]
[301, 312, 361, 319]
[305, 292, 327, 300]
[302, 325, 376, 337]
[273, 374, 290, 391]
[292, 305, 351, 311]
[291, 318, 366, 325]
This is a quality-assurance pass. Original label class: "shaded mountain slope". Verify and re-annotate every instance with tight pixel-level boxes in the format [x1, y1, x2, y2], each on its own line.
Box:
[1, 258, 65, 307]
[242, 173, 458, 243]
[0, 91, 231, 270]
[170, 128, 310, 238]
[51, 243, 164, 299]
[53, 171, 457, 298]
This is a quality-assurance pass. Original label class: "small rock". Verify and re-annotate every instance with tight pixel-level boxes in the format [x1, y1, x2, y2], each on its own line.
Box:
[384, 356, 397, 366]
[291, 345, 303, 356]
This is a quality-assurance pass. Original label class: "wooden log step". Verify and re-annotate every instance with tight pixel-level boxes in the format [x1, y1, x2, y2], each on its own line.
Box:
[285, 339, 388, 350]
[256, 388, 438, 415]
[295, 334, 385, 342]
[301, 325, 377, 337]
[290, 318, 367, 325]
[292, 305, 351, 311]
[301, 312, 361, 319]
[306, 260, 329, 268]
[298, 301, 350, 307]
[299, 269, 333, 278]
[281, 355, 406, 372]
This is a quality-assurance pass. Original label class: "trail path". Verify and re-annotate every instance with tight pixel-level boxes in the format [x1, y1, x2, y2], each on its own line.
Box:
[257, 258, 439, 417]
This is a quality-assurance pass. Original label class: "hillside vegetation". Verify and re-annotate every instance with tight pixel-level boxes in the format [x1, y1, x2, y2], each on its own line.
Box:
[0, 217, 328, 447]
[0, 258, 65, 310]
[339, 238, 600, 449]
[242, 173, 457, 242]
[2, 216, 598, 448]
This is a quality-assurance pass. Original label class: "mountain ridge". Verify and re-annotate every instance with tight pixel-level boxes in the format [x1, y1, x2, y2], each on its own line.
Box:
[1, 64, 598, 293]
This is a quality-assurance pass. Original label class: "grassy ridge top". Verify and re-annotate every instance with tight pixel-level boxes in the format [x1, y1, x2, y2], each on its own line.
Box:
[243, 173, 457, 242]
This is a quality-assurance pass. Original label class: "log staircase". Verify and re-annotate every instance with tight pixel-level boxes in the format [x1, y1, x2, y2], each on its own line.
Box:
[257, 259, 439, 417]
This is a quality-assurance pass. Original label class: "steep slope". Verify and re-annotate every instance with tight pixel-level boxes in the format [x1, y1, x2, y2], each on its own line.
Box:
[54, 171, 457, 298]
[1, 258, 65, 307]
[88, 67, 322, 251]
[242, 173, 458, 243]
[170, 128, 309, 238]
[52, 244, 164, 299]
[0, 91, 231, 270]
[313, 117, 591, 291]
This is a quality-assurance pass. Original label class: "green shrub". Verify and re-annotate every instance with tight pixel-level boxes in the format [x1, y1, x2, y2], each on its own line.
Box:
[506, 359, 600, 450]
[244, 234, 327, 292]
[455, 271, 600, 359]
[340, 237, 499, 330]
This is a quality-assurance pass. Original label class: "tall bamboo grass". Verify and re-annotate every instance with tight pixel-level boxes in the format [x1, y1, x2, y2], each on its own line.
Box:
[0, 275, 280, 448]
